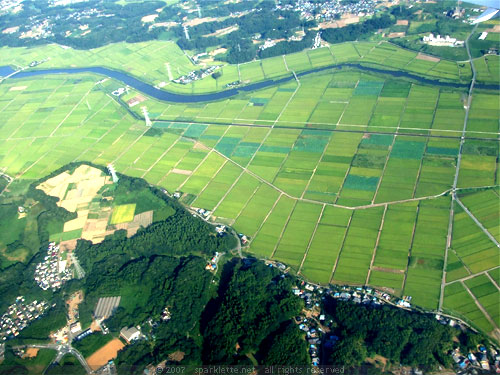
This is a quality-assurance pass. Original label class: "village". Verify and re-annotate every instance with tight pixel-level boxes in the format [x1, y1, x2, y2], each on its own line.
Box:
[33, 242, 73, 291]
[265, 261, 500, 374]
[0, 297, 49, 341]
[278, 0, 379, 22]
[172, 65, 221, 85]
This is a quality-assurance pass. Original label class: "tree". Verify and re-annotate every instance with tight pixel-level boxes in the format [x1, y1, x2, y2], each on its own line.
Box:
[264, 323, 310, 365]
[330, 336, 367, 368]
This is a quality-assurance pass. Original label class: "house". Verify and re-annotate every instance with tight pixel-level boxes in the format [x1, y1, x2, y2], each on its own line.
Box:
[120, 326, 140, 343]
[69, 321, 81, 334]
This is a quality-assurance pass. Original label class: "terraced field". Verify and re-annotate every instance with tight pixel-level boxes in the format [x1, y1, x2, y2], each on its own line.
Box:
[0, 40, 498, 341]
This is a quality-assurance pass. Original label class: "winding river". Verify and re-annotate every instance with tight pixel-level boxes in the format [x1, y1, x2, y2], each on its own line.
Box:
[1, 63, 497, 103]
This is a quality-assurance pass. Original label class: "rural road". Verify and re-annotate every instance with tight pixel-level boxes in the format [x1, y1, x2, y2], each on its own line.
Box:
[13, 343, 92, 374]
[439, 23, 479, 312]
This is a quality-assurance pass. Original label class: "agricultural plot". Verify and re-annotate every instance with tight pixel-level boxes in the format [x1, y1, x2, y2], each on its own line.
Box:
[403, 197, 450, 310]
[110, 204, 136, 225]
[459, 188, 500, 243]
[443, 282, 495, 334]
[371, 203, 417, 272]
[450, 203, 499, 277]
[0, 45, 499, 341]
[272, 201, 323, 269]
[249, 195, 296, 259]
[300, 206, 352, 284]
[464, 275, 499, 331]
[466, 92, 500, 138]
[332, 207, 384, 285]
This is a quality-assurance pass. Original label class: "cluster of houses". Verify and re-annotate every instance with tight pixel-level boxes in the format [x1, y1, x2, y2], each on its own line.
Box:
[270, 258, 500, 372]
[173, 65, 221, 85]
[0, 297, 49, 341]
[451, 346, 500, 373]
[397, 295, 412, 308]
[34, 242, 72, 291]
[111, 87, 126, 96]
[215, 225, 227, 236]
[422, 33, 464, 47]
[161, 307, 171, 322]
[259, 39, 278, 51]
[205, 251, 221, 271]
[332, 286, 389, 305]
[196, 207, 212, 219]
[238, 233, 249, 245]
[225, 80, 241, 89]
[297, 315, 324, 366]
[278, 0, 377, 21]
[311, 32, 322, 49]
[0, 0, 23, 16]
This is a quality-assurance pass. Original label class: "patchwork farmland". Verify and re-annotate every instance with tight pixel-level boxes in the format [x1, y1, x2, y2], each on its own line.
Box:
[0, 41, 498, 340]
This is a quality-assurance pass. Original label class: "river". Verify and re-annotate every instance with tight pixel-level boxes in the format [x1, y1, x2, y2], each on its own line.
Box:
[1, 63, 497, 103]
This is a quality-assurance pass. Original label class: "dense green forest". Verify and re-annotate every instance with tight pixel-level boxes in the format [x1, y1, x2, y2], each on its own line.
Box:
[112, 259, 308, 374]
[323, 297, 457, 371]
[202, 260, 306, 365]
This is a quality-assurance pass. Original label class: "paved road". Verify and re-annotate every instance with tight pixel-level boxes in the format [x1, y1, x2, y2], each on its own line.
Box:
[14, 343, 92, 374]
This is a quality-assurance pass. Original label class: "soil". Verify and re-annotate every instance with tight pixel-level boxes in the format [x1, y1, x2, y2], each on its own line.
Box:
[86, 338, 125, 371]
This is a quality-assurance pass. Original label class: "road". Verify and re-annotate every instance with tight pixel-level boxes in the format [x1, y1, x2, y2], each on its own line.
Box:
[439, 23, 479, 311]
[189, 207, 242, 257]
[13, 343, 93, 373]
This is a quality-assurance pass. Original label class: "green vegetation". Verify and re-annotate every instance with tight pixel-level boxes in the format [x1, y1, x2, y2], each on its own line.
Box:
[73, 333, 114, 358]
[0, 348, 57, 375]
[203, 260, 304, 364]
[0, 5, 498, 347]
[45, 354, 87, 375]
[323, 298, 456, 371]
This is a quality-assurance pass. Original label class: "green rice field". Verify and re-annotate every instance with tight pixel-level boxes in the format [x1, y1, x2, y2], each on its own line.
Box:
[0, 40, 498, 341]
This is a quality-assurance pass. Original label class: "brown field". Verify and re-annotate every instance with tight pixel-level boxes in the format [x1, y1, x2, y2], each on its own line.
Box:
[59, 239, 78, 251]
[24, 348, 39, 358]
[209, 48, 227, 56]
[171, 168, 192, 175]
[319, 15, 360, 29]
[38, 164, 157, 245]
[86, 338, 125, 371]
[372, 266, 405, 274]
[387, 32, 406, 38]
[416, 52, 440, 62]
[184, 17, 217, 27]
[38, 165, 114, 243]
[63, 210, 89, 232]
[204, 25, 238, 37]
[9, 86, 27, 91]
[318, 21, 341, 29]
[194, 142, 210, 151]
[341, 15, 360, 25]
[396, 19, 409, 26]
[486, 25, 500, 32]
[141, 14, 158, 23]
[152, 21, 178, 28]
[67, 291, 83, 322]
[126, 210, 153, 237]
[168, 351, 185, 362]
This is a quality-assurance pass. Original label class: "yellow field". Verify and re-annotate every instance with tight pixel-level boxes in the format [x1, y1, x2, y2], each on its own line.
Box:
[110, 204, 136, 225]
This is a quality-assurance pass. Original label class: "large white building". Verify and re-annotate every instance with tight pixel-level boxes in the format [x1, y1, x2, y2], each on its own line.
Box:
[422, 34, 464, 47]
